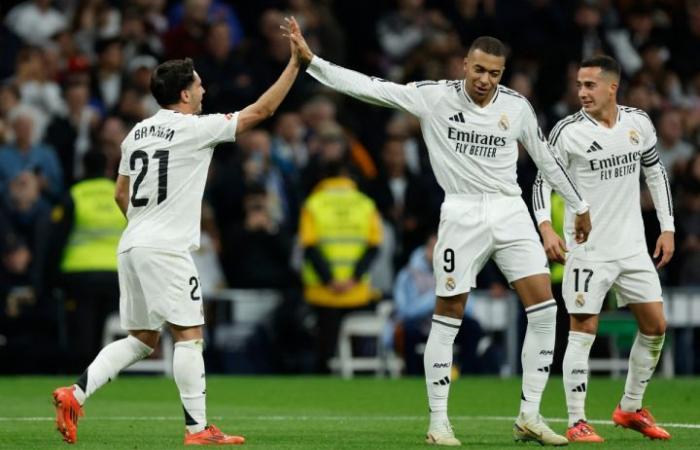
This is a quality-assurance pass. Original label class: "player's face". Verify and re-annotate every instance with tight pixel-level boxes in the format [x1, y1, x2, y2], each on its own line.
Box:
[577, 67, 617, 115]
[463, 49, 505, 102]
[186, 71, 205, 114]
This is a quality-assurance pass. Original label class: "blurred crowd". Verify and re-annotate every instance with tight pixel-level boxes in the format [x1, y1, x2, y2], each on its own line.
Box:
[1, 0, 699, 374]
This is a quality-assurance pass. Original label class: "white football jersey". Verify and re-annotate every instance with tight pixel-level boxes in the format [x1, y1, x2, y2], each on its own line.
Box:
[533, 106, 674, 261]
[117, 109, 238, 253]
[306, 57, 587, 212]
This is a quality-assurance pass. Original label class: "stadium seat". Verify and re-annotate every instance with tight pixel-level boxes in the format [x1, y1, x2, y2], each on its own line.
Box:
[331, 300, 403, 378]
[101, 313, 173, 376]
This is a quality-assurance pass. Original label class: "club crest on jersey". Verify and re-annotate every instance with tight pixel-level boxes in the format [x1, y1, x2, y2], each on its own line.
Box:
[629, 129, 640, 145]
[445, 277, 456, 291]
[575, 293, 585, 308]
[498, 114, 509, 131]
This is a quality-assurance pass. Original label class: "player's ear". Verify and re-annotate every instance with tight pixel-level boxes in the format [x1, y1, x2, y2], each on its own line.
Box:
[180, 88, 191, 104]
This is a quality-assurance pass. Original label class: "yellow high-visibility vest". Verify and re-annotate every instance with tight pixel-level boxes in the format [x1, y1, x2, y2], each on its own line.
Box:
[300, 177, 382, 307]
[61, 178, 125, 272]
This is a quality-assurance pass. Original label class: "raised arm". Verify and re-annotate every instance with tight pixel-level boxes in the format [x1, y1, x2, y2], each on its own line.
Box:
[287, 17, 429, 117]
[235, 18, 301, 135]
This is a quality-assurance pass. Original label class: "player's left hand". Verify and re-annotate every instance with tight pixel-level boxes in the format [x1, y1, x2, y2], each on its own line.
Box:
[654, 231, 674, 269]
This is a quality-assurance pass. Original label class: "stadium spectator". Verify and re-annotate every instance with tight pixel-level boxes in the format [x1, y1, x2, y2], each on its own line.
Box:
[162, 0, 211, 61]
[70, 0, 121, 58]
[656, 108, 694, 181]
[222, 183, 294, 289]
[4, 0, 67, 47]
[194, 21, 256, 114]
[0, 105, 63, 204]
[45, 78, 100, 186]
[89, 37, 124, 112]
[270, 111, 309, 178]
[13, 46, 63, 123]
[677, 153, 700, 285]
[299, 159, 382, 373]
[370, 135, 431, 266]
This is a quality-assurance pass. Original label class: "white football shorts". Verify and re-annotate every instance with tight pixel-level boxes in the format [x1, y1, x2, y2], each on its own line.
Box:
[562, 249, 663, 314]
[118, 247, 205, 330]
[434, 193, 549, 297]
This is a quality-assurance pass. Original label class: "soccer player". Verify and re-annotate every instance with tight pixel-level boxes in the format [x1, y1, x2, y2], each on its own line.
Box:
[533, 56, 674, 443]
[52, 18, 303, 446]
[287, 18, 590, 446]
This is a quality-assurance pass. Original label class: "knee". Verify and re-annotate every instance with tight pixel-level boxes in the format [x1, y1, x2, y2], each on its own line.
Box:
[435, 295, 466, 319]
[640, 319, 666, 337]
[569, 314, 598, 335]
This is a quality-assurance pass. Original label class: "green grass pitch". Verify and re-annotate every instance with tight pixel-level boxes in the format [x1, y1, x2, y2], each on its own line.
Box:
[0, 376, 698, 449]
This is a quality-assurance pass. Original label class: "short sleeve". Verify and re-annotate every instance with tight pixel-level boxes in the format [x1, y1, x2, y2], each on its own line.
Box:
[194, 112, 239, 149]
[118, 142, 129, 176]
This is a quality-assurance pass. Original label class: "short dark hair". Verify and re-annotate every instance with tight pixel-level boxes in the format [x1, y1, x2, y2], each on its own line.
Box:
[150, 58, 196, 107]
[468, 36, 507, 58]
[580, 55, 621, 79]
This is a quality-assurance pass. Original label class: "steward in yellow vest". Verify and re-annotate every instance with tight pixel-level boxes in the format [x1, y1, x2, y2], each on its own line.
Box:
[300, 176, 383, 308]
[57, 150, 125, 371]
[299, 164, 383, 373]
[60, 177, 125, 273]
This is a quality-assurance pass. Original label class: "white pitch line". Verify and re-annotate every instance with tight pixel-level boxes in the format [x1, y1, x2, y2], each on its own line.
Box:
[1, 415, 699, 429]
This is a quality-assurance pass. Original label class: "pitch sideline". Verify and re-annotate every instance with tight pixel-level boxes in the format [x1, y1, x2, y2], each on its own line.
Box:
[1, 415, 699, 429]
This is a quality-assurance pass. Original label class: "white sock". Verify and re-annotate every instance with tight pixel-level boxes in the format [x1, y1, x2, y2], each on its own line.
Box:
[174, 339, 207, 434]
[520, 300, 557, 416]
[424, 314, 461, 428]
[73, 335, 153, 405]
[620, 332, 664, 412]
[563, 331, 595, 426]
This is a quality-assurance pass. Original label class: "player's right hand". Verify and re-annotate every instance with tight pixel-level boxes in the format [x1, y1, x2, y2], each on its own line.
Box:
[574, 210, 592, 244]
[538, 221, 567, 264]
[283, 16, 313, 66]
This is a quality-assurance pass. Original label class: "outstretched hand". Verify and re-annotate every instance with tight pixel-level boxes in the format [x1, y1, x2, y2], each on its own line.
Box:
[280, 16, 314, 66]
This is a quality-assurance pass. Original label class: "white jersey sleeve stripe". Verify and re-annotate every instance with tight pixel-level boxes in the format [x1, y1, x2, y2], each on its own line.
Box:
[550, 114, 582, 146]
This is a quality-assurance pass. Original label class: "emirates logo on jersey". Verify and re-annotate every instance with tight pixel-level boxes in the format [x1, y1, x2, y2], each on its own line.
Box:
[498, 114, 510, 131]
[629, 129, 640, 145]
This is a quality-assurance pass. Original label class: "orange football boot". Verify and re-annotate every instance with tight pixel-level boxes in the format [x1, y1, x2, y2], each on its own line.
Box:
[52, 386, 83, 444]
[566, 419, 604, 443]
[184, 424, 245, 445]
[612, 405, 671, 440]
